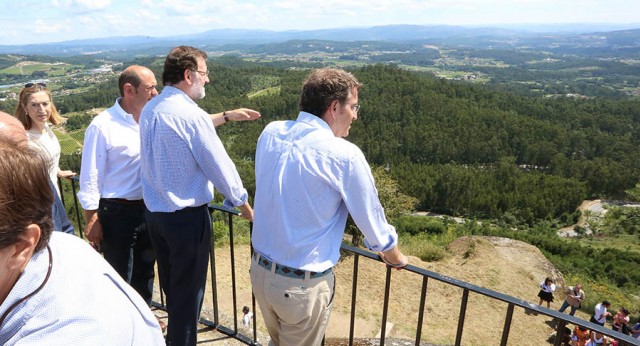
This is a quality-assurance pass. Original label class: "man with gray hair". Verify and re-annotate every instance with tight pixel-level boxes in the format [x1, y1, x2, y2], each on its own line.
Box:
[139, 46, 256, 345]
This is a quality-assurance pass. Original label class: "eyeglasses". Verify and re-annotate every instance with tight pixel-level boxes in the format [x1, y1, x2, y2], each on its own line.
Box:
[24, 82, 47, 88]
[350, 103, 361, 113]
[194, 70, 208, 77]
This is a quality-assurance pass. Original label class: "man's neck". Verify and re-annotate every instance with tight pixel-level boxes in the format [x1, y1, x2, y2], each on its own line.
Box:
[168, 82, 193, 100]
[118, 98, 141, 123]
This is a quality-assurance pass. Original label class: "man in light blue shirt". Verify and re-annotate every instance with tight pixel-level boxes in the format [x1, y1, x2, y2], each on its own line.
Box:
[252, 68, 408, 345]
[139, 46, 255, 345]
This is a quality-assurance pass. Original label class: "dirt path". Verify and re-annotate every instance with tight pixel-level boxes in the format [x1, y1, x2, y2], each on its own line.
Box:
[557, 199, 601, 237]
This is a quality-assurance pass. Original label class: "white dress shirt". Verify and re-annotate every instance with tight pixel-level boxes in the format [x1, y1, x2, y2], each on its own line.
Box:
[252, 111, 398, 272]
[77, 98, 143, 210]
[139, 86, 248, 212]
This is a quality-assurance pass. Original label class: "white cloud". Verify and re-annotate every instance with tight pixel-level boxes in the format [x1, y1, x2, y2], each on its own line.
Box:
[273, 1, 301, 10]
[33, 18, 66, 35]
[74, 0, 112, 10]
[51, 0, 67, 7]
[136, 9, 161, 21]
[78, 16, 93, 25]
[158, 0, 198, 15]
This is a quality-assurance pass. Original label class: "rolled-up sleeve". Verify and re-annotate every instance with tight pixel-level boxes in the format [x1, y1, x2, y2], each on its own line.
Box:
[341, 149, 397, 252]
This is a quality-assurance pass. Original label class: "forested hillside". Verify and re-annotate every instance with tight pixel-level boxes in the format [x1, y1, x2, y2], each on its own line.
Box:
[53, 62, 640, 226]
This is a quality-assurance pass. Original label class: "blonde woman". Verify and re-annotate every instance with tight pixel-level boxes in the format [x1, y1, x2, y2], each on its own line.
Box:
[14, 82, 75, 193]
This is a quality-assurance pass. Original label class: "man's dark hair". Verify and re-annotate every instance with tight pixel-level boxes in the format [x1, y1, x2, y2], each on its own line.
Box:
[162, 46, 208, 86]
[118, 68, 142, 97]
[299, 68, 362, 118]
[602, 300, 611, 306]
[0, 140, 53, 252]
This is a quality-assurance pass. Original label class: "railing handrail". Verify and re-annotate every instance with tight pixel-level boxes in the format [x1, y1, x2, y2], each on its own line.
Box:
[342, 243, 640, 345]
[57, 177, 640, 346]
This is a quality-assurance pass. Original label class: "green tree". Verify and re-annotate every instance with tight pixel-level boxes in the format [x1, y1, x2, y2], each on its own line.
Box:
[346, 166, 418, 247]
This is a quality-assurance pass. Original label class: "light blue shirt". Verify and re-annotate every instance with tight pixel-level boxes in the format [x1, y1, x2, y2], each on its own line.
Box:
[252, 112, 398, 272]
[139, 86, 248, 212]
[0, 232, 164, 345]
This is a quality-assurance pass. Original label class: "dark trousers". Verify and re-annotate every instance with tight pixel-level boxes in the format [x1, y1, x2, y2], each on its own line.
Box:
[98, 198, 155, 305]
[145, 204, 211, 346]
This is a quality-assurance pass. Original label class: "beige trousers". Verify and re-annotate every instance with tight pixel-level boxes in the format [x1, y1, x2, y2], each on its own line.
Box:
[250, 257, 335, 346]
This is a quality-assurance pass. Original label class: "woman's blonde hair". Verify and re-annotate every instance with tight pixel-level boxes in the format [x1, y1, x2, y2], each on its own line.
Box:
[14, 84, 62, 130]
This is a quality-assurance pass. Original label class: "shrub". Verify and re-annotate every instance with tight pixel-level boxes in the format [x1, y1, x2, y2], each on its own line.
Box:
[400, 233, 448, 262]
[394, 215, 446, 235]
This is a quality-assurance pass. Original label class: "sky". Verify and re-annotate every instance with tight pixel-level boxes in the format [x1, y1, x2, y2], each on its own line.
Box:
[1, 0, 639, 45]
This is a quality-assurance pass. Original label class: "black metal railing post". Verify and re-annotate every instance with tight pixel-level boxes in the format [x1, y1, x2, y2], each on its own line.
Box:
[500, 303, 514, 346]
[227, 211, 239, 333]
[378, 265, 393, 346]
[69, 177, 84, 238]
[554, 319, 568, 346]
[455, 288, 469, 346]
[415, 276, 428, 346]
[209, 218, 219, 327]
[349, 254, 359, 346]
[249, 223, 258, 346]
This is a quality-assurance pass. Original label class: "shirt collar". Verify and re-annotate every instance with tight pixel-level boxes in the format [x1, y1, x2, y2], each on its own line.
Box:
[112, 97, 138, 126]
[162, 85, 197, 105]
[296, 111, 332, 133]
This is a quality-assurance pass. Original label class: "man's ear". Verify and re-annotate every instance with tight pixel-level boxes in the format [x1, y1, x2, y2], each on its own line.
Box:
[123, 83, 135, 96]
[8, 224, 40, 271]
[183, 69, 193, 85]
[328, 99, 340, 118]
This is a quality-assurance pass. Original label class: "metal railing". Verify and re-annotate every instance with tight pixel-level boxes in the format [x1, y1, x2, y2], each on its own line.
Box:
[58, 177, 640, 346]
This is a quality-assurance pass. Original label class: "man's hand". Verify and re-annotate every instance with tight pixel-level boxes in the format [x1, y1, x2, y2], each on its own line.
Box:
[226, 108, 261, 122]
[211, 108, 261, 127]
[58, 170, 76, 179]
[237, 202, 254, 222]
[379, 246, 408, 270]
[84, 209, 103, 246]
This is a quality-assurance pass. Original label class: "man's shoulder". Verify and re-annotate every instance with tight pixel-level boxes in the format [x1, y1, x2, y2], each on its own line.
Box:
[146, 96, 205, 124]
[264, 119, 293, 130]
[49, 232, 94, 254]
[90, 105, 121, 126]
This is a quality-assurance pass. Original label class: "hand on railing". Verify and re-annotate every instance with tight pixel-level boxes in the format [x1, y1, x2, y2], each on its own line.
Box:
[379, 247, 408, 270]
[237, 202, 254, 222]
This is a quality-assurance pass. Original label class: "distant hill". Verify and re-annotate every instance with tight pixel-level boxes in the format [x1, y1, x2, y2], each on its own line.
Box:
[1, 24, 639, 57]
